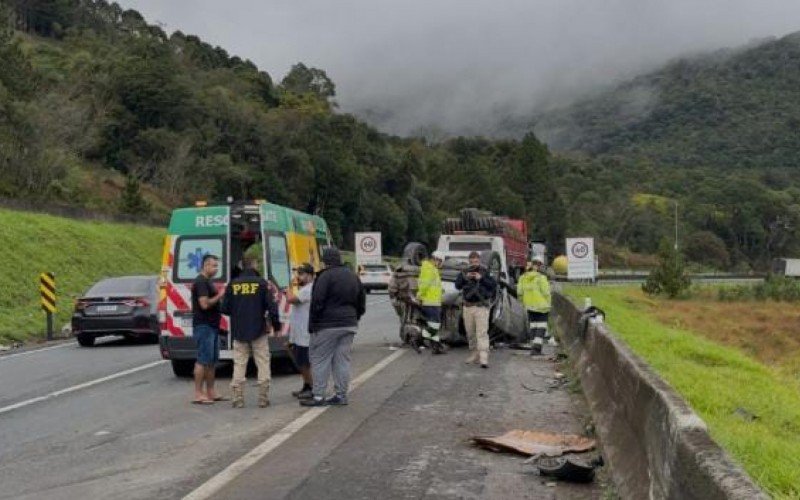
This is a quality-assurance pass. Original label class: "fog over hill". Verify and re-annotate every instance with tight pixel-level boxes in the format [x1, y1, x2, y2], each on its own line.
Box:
[122, 1, 800, 138]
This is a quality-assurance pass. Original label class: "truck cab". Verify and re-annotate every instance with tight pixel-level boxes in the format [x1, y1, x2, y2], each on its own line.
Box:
[158, 200, 331, 377]
[436, 234, 510, 292]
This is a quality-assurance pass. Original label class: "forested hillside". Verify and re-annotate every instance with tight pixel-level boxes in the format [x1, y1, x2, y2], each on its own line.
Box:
[1, 0, 799, 270]
[0, 0, 563, 256]
[537, 32, 800, 169]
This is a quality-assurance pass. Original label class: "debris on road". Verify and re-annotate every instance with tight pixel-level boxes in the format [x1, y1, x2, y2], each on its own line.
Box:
[536, 456, 599, 483]
[472, 430, 596, 457]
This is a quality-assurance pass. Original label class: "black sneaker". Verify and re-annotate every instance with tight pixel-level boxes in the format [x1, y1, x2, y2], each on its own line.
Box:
[292, 387, 312, 398]
[296, 389, 313, 400]
[531, 344, 543, 356]
[325, 394, 348, 406]
[300, 397, 326, 407]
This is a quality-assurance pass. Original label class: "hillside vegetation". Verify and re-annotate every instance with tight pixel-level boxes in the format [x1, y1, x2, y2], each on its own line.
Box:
[538, 32, 800, 169]
[2, 1, 800, 270]
[0, 208, 163, 343]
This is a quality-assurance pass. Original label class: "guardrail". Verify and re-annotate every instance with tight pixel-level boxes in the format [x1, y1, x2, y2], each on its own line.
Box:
[553, 293, 766, 499]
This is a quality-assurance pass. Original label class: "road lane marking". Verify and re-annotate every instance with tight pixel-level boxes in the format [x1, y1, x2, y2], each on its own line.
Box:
[0, 342, 75, 361]
[184, 348, 407, 500]
[0, 360, 167, 416]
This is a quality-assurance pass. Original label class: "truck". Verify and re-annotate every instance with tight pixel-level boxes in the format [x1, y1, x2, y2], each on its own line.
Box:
[772, 258, 800, 277]
[437, 208, 530, 285]
[392, 209, 530, 347]
[158, 200, 332, 377]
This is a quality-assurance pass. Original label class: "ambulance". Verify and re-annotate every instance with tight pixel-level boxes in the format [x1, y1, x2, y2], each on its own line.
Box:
[158, 200, 331, 377]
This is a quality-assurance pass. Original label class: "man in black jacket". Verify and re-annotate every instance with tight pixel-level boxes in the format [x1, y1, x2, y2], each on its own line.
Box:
[220, 255, 281, 408]
[301, 246, 366, 407]
[455, 251, 497, 368]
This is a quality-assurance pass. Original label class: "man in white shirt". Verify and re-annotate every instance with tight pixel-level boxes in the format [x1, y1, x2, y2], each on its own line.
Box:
[287, 263, 315, 399]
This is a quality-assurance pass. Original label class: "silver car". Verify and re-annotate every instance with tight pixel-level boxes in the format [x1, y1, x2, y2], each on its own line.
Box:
[359, 263, 392, 293]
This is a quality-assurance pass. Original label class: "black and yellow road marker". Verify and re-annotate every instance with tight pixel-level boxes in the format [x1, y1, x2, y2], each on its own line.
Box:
[40, 272, 56, 339]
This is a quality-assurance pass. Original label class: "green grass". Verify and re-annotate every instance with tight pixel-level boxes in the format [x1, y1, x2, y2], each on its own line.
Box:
[564, 286, 800, 499]
[0, 209, 164, 344]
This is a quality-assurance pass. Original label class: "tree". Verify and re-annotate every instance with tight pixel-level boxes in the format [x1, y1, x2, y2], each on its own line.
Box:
[642, 240, 691, 298]
[684, 230, 730, 269]
[280, 63, 335, 101]
[119, 175, 150, 216]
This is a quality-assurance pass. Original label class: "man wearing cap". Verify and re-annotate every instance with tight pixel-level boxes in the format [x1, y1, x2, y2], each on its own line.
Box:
[301, 247, 366, 407]
[518, 256, 552, 355]
[416, 251, 445, 353]
[286, 263, 315, 400]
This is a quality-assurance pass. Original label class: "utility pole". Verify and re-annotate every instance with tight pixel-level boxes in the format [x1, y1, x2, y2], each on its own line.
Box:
[674, 201, 679, 251]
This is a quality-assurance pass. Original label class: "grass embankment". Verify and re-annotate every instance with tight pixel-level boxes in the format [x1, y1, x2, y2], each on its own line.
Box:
[0, 209, 164, 344]
[564, 286, 800, 499]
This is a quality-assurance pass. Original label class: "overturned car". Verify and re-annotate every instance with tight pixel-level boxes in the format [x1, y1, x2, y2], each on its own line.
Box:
[389, 243, 528, 347]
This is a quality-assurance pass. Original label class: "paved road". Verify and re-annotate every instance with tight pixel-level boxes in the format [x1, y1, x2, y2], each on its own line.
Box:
[0, 293, 607, 499]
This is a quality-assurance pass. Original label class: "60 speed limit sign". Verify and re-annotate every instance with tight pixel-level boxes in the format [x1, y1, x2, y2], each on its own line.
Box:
[355, 232, 382, 265]
[566, 237, 596, 280]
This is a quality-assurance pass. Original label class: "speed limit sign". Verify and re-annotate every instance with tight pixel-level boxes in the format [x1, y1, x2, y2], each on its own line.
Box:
[566, 237, 596, 281]
[355, 232, 382, 265]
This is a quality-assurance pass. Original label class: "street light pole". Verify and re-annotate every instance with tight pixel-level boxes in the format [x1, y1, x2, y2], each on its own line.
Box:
[674, 201, 679, 251]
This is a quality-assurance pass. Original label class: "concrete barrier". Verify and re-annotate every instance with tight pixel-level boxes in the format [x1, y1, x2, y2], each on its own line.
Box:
[553, 292, 767, 500]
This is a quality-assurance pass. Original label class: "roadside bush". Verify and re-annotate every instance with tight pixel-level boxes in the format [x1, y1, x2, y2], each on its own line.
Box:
[642, 240, 691, 298]
[718, 276, 800, 302]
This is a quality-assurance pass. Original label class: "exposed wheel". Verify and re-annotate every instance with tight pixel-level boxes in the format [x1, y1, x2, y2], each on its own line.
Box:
[171, 359, 195, 377]
[401, 242, 427, 267]
[76, 334, 95, 347]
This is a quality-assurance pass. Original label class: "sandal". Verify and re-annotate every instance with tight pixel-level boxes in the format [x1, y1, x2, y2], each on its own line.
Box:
[191, 399, 214, 405]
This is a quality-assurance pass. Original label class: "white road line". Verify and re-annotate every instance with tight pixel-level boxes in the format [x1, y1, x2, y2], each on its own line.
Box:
[0, 342, 75, 361]
[0, 360, 167, 416]
[184, 348, 407, 500]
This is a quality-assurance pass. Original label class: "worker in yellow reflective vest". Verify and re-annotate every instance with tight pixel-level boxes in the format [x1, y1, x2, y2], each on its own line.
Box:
[416, 250, 445, 353]
[517, 256, 552, 355]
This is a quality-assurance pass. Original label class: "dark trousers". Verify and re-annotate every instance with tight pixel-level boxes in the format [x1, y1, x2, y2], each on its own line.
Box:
[527, 310, 549, 343]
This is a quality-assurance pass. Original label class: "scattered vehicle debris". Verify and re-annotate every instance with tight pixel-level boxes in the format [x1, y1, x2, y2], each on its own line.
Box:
[536, 456, 601, 483]
[472, 430, 596, 457]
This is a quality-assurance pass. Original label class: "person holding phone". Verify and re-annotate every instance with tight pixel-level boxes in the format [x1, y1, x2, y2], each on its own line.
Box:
[455, 251, 497, 368]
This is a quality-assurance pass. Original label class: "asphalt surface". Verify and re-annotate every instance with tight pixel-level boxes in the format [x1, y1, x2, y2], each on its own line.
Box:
[0, 293, 608, 499]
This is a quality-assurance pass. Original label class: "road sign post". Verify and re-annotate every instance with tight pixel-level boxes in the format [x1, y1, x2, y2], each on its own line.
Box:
[355, 232, 382, 267]
[39, 272, 57, 340]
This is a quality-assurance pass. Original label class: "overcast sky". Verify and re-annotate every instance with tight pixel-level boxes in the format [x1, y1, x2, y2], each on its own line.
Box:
[122, 0, 800, 137]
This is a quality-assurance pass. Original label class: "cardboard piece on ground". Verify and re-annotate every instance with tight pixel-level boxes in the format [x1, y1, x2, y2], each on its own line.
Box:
[472, 430, 595, 457]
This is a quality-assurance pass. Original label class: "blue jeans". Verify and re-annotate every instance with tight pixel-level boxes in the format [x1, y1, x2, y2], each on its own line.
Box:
[194, 324, 220, 366]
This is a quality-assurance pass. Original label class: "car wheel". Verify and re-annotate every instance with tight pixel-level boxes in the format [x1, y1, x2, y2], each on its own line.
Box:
[76, 334, 95, 347]
[402, 242, 428, 267]
[480, 251, 503, 281]
[171, 359, 195, 377]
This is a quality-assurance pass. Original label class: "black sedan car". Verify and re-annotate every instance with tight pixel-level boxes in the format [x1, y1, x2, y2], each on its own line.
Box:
[72, 276, 159, 347]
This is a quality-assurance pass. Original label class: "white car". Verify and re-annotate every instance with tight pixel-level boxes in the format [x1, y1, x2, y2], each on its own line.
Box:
[359, 263, 392, 293]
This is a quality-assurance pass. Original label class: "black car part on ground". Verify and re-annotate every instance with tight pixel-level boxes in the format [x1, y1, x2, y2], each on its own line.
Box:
[536, 456, 599, 483]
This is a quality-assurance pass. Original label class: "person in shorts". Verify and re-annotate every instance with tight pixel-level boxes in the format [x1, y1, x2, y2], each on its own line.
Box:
[191, 254, 225, 404]
[286, 263, 315, 399]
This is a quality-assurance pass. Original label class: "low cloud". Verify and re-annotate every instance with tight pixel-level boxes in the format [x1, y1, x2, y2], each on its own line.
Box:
[123, 0, 800, 137]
